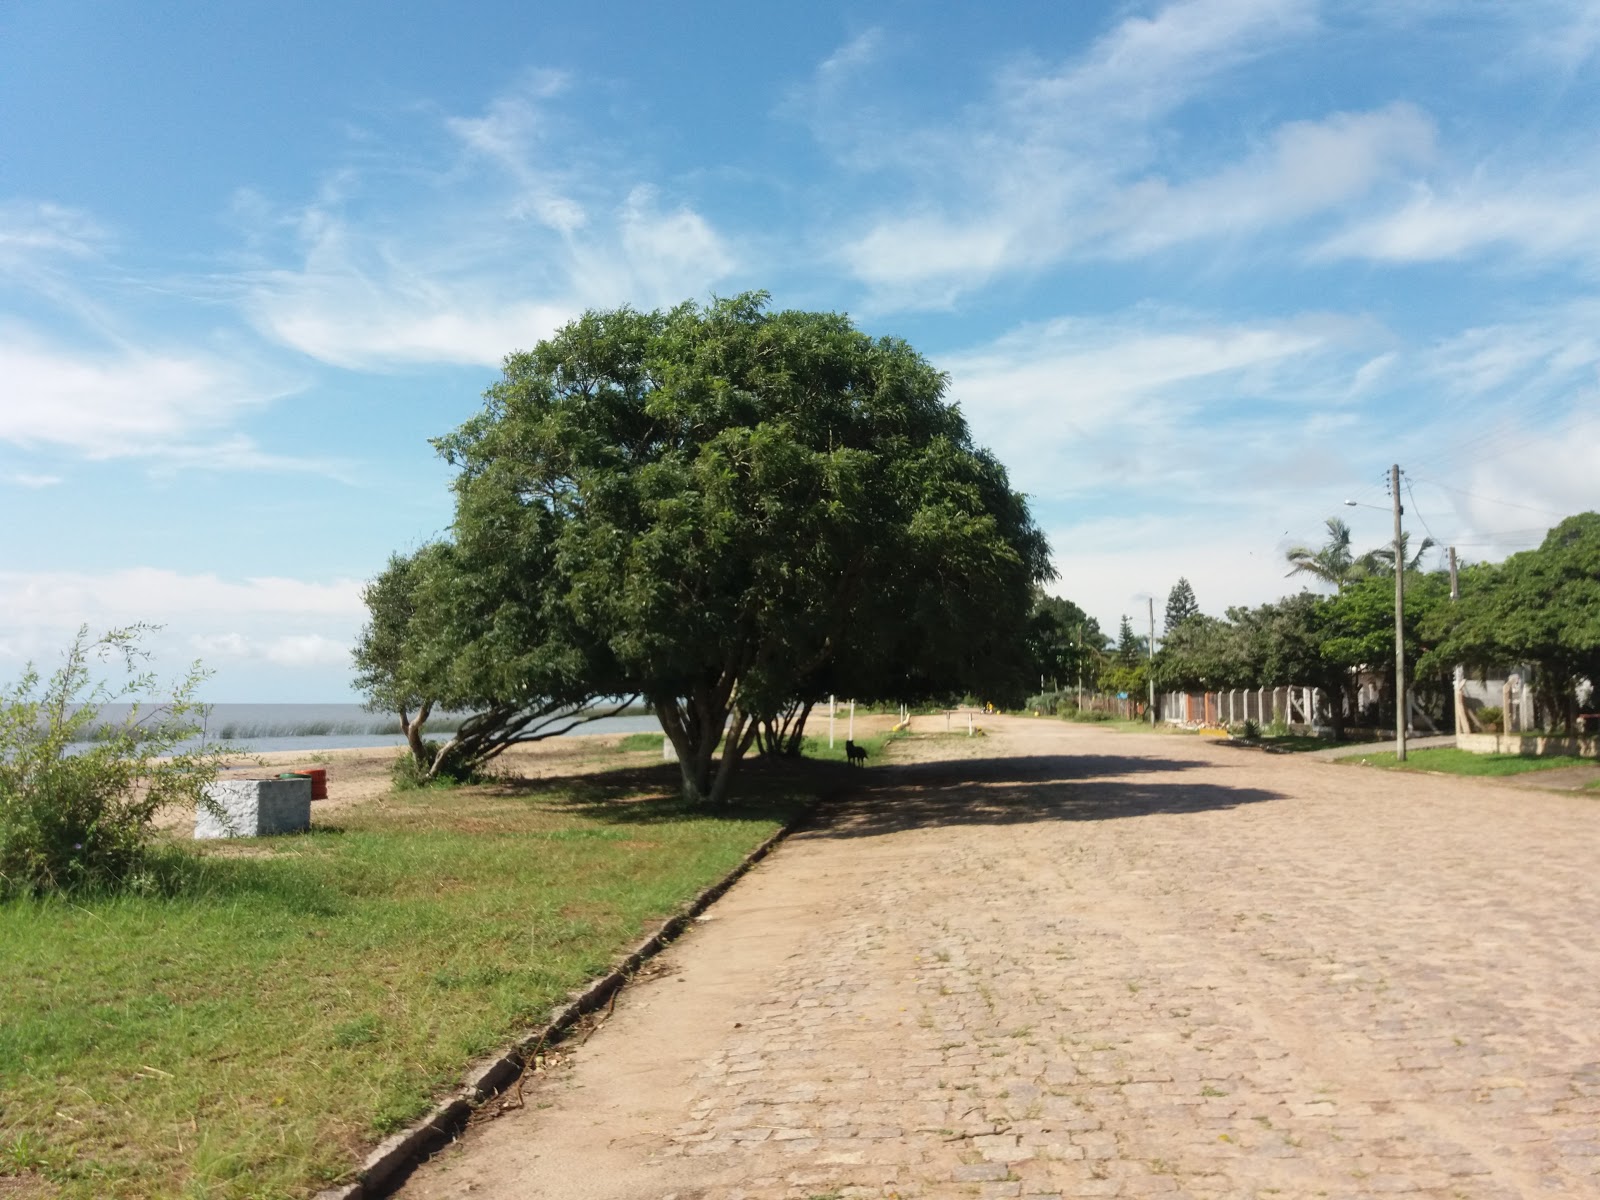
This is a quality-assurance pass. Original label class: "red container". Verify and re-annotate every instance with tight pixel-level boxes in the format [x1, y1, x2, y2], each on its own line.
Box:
[281, 768, 328, 800]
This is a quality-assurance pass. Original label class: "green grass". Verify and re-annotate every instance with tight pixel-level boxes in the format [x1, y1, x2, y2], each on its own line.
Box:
[1339, 746, 1599, 776]
[0, 764, 813, 1199]
[797, 730, 893, 764]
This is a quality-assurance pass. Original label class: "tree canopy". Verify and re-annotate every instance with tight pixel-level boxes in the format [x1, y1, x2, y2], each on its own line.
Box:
[429, 293, 1051, 802]
[1427, 512, 1600, 731]
[1164, 578, 1199, 633]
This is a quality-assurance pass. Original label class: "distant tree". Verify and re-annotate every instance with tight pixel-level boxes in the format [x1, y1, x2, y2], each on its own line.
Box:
[434, 293, 1051, 803]
[1429, 513, 1600, 732]
[1164, 578, 1200, 634]
[1025, 592, 1104, 692]
[1153, 614, 1246, 692]
[1355, 530, 1437, 576]
[1115, 614, 1145, 667]
[1285, 518, 1357, 591]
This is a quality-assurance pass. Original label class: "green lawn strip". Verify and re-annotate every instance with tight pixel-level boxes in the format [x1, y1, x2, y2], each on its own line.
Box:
[0, 766, 807, 1200]
[1336, 746, 1597, 776]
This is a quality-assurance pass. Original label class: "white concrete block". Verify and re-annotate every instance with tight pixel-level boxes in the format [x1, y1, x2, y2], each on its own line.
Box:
[196, 777, 312, 839]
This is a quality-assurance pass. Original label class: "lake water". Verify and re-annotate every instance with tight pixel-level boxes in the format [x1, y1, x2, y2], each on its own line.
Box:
[73, 702, 661, 755]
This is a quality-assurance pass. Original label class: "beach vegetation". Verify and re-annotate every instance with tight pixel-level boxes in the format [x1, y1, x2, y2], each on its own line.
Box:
[0, 626, 225, 899]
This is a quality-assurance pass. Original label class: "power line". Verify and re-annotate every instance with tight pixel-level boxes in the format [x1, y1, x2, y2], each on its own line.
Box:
[1410, 477, 1571, 518]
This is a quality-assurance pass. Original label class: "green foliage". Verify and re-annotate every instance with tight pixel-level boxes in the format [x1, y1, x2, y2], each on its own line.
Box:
[0, 627, 224, 898]
[434, 293, 1051, 804]
[1164, 577, 1200, 633]
[1240, 718, 1261, 740]
[1428, 513, 1600, 732]
[1152, 613, 1248, 691]
[1475, 705, 1503, 732]
[1025, 592, 1104, 691]
[353, 540, 620, 784]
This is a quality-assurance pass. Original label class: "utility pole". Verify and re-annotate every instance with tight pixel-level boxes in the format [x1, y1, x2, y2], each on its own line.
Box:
[1448, 546, 1459, 600]
[1077, 626, 1084, 710]
[1147, 597, 1157, 725]
[1448, 547, 1464, 734]
[1392, 463, 1407, 762]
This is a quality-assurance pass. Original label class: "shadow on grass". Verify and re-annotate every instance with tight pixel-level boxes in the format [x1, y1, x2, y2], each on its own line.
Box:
[498, 755, 852, 826]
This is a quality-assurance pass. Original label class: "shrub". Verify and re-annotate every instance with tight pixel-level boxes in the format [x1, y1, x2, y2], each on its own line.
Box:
[1476, 705, 1503, 733]
[1240, 718, 1262, 741]
[389, 739, 486, 790]
[0, 626, 225, 898]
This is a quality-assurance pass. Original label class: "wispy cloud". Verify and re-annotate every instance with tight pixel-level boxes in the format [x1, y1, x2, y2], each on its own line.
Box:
[6, 472, 63, 488]
[1316, 173, 1600, 269]
[192, 631, 352, 668]
[0, 201, 108, 269]
[235, 84, 738, 370]
[0, 323, 324, 470]
[813, 0, 1380, 301]
[940, 307, 1381, 500]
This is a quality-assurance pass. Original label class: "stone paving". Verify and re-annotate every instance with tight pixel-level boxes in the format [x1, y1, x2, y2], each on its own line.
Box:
[404, 718, 1600, 1200]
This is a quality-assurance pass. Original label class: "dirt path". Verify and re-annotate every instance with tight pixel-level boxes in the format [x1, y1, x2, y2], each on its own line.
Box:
[397, 716, 1600, 1200]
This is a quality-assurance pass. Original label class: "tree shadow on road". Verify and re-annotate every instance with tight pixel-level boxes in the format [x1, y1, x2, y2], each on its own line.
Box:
[809, 753, 1286, 838]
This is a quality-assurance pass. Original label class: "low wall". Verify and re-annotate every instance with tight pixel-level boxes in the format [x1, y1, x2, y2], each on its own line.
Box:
[1456, 732, 1600, 758]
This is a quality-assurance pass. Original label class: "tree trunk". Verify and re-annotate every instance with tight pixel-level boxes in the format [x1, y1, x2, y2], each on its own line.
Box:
[402, 701, 433, 769]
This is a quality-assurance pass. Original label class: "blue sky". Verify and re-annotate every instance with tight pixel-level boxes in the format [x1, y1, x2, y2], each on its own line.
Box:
[4, 0, 1598, 700]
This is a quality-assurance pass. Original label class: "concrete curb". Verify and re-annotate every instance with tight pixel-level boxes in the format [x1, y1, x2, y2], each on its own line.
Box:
[312, 807, 811, 1200]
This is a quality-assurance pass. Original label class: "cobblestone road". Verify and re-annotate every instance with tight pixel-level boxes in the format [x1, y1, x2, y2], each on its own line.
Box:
[403, 718, 1600, 1200]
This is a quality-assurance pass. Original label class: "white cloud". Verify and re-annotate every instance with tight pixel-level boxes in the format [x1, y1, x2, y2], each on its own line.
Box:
[0, 324, 321, 467]
[1105, 105, 1435, 256]
[940, 309, 1376, 499]
[1318, 177, 1600, 267]
[0, 569, 364, 627]
[0, 202, 107, 270]
[818, 2, 1445, 301]
[237, 85, 738, 370]
[1046, 513, 1324, 639]
[6, 472, 62, 488]
[1000, 0, 1316, 127]
[194, 631, 352, 668]
[0, 569, 368, 694]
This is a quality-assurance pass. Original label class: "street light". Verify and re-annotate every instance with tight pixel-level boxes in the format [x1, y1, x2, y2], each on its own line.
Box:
[1344, 467, 1408, 761]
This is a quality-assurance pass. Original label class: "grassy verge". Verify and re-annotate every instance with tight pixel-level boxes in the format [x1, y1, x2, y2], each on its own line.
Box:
[0, 755, 817, 1199]
[1338, 746, 1598, 776]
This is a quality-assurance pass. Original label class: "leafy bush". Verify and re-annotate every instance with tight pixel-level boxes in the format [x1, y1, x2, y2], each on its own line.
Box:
[389, 739, 487, 790]
[1240, 718, 1262, 741]
[0, 627, 225, 898]
[1266, 718, 1291, 738]
[1475, 705, 1503, 733]
[1063, 706, 1116, 723]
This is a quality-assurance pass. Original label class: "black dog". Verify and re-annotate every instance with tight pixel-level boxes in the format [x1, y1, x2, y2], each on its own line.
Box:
[845, 739, 867, 766]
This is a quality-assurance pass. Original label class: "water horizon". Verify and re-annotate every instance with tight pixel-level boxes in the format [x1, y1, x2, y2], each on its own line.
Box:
[70, 701, 660, 756]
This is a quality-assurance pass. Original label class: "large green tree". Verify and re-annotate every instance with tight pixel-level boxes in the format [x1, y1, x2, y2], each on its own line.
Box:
[1428, 513, 1600, 732]
[434, 294, 1050, 803]
[1025, 591, 1104, 694]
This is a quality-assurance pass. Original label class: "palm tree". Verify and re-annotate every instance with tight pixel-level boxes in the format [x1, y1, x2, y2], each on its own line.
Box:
[1285, 517, 1358, 591]
[1356, 531, 1437, 576]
